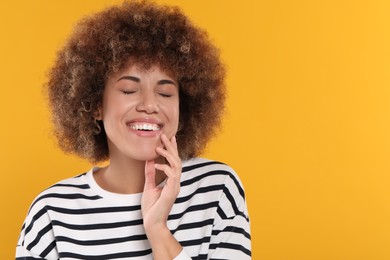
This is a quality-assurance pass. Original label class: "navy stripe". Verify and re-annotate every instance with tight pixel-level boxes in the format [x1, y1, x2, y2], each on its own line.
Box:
[59, 249, 152, 259]
[217, 204, 249, 223]
[217, 206, 227, 219]
[74, 172, 88, 178]
[52, 219, 143, 230]
[16, 257, 43, 260]
[26, 223, 52, 251]
[180, 236, 211, 247]
[212, 226, 251, 240]
[25, 208, 47, 237]
[46, 205, 140, 215]
[175, 184, 224, 204]
[181, 170, 245, 199]
[168, 201, 218, 220]
[171, 219, 214, 234]
[182, 161, 224, 172]
[50, 183, 90, 189]
[41, 240, 57, 258]
[56, 234, 147, 246]
[209, 242, 251, 257]
[29, 193, 102, 213]
[37, 193, 101, 202]
[196, 254, 208, 260]
[222, 186, 241, 217]
[20, 223, 26, 242]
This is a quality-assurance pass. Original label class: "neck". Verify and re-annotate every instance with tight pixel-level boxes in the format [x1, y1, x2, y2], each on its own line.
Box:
[93, 150, 165, 194]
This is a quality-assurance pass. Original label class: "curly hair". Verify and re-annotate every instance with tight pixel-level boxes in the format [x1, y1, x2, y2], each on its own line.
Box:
[47, 0, 226, 163]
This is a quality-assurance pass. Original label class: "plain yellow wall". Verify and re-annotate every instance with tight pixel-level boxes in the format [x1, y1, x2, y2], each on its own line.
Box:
[1, 0, 390, 259]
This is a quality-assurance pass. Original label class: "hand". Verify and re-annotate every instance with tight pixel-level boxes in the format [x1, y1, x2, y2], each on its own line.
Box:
[141, 134, 182, 231]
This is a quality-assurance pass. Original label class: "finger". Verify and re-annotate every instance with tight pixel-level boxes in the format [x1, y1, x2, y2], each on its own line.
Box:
[144, 160, 156, 190]
[158, 134, 181, 167]
[171, 135, 178, 151]
[154, 163, 181, 195]
[160, 134, 179, 156]
[156, 146, 181, 171]
[154, 164, 179, 190]
[154, 163, 174, 178]
[170, 135, 179, 156]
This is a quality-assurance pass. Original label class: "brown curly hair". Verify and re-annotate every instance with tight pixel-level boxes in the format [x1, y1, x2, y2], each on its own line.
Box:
[47, 0, 226, 163]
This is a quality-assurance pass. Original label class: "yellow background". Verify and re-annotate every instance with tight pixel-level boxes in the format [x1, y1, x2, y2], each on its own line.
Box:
[1, 0, 390, 259]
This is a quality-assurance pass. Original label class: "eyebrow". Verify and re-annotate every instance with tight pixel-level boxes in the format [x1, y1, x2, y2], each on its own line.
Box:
[117, 76, 140, 83]
[117, 76, 177, 86]
[157, 79, 177, 86]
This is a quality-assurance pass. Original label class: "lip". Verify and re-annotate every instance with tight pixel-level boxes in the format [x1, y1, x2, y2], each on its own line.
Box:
[127, 117, 164, 125]
[126, 118, 163, 137]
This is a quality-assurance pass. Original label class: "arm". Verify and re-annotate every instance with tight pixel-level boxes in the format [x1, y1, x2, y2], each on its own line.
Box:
[208, 170, 252, 259]
[16, 200, 59, 260]
[16, 246, 47, 260]
[141, 134, 191, 260]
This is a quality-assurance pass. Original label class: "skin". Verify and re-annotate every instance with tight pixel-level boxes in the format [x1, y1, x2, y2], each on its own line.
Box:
[94, 64, 183, 259]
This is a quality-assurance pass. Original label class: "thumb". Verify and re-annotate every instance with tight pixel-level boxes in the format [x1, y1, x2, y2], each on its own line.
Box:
[144, 160, 156, 191]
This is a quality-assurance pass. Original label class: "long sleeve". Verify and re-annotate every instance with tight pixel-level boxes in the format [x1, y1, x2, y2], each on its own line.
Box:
[208, 171, 251, 259]
[16, 198, 59, 260]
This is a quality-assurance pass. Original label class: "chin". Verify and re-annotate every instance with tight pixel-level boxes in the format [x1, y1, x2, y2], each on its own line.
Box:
[132, 150, 160, 162]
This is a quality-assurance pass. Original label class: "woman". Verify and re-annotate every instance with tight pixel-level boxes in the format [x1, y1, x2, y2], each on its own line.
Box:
[16, 1, 251, 259]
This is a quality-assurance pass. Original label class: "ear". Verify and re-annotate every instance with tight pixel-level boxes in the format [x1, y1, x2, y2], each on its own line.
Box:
[93, 107, 103, 120]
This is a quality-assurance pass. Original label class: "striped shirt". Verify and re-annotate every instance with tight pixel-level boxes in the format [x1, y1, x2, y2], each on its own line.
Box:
[16, 158, 251, 259]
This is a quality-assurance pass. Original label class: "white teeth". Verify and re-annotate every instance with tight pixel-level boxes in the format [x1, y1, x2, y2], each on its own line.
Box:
[130, 123, 160, 131]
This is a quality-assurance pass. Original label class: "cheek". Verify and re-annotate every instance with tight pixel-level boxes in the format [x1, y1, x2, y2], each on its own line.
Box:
[172, 104, 180, 125]
[101, 96, 132, 119]
[162, 99, 179, 119]
[162, 103, 180, 135]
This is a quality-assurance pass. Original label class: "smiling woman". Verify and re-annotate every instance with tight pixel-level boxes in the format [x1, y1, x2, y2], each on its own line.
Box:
[15, 1, 251, 259]
[98, 65, 180, 163]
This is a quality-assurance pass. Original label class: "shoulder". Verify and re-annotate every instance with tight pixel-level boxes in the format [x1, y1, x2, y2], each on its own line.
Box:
[182, 158, 238, 177]
[181, 158, 246, 198]
[26, 169, 98, 214]
[17, 170, 95, 257]
[180, 158, 249, 219]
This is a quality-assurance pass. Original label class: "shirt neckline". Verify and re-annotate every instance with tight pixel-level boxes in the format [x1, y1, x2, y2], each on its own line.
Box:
[86, 167, 166, 203]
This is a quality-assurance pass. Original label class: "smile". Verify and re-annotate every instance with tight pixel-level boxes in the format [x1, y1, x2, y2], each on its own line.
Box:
[129, 123, 161, 131]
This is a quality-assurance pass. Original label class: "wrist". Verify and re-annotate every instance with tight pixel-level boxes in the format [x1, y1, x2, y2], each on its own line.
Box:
[144, 223, 170, 244]
[145, 225, 182, 260]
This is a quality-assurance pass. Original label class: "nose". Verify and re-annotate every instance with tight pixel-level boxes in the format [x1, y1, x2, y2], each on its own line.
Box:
[136, 91, 159, 114]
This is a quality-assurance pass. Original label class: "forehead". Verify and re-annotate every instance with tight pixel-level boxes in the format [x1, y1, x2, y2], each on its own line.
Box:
[114, 59, 178, 79]
[105, 62, 179, 89]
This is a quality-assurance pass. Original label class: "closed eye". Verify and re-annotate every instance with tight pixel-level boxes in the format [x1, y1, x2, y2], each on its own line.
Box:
[159, 93, 173, 97]
[122, 90, 136, 95]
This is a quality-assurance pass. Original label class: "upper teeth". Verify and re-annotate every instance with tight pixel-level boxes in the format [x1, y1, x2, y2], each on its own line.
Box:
[130, 123, 160, 131]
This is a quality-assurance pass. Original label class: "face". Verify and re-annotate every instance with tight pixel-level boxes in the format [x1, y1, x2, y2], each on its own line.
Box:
[99, 64, 179, 161]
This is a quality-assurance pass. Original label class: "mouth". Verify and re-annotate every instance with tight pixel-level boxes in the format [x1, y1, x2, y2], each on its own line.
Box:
[126, 119, 164, 135]
[129, 122, 161, 131]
